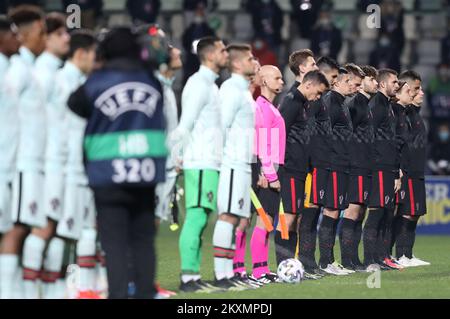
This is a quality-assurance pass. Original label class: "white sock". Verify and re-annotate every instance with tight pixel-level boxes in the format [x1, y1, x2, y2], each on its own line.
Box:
[0, 254, 19, 299]
[181, 274, 201, 283]
[77, 229, 97, 292]
[95, 265, 108, 295]
[213, 220, 234, 280]
[226, 243, 236, 279]
[42, 238, 65, 299]
[22, 234, 46, 299]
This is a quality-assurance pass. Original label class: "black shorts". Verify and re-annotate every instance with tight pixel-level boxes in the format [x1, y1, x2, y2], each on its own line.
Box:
[251, 162, 280, 218]
[280, 169, 306, 215]
[309, 167, 329, 206]
[398, 176, 427, 216]
[368, 170, 396, 209]
[324, 170, 349, 210]
[347, 174, 371, 206]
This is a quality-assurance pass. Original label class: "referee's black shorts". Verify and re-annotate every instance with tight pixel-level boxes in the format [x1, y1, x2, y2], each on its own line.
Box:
[251, 162, 280, 218]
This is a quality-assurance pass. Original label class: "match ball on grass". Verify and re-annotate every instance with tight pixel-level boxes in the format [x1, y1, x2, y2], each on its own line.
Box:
[277, 258, 304, 284]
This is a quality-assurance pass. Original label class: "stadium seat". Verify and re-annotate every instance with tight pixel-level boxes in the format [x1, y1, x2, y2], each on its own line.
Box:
[170, 14, 185, 40]
[103, 0, 125, 11]
[404, 14, 418, 40]
[419, 14, 447, 39]
[417, 39, 441, 65]
[107, 14, 132, 28]
[289, 38, 311, 51]
[332, 0, 357, 11]
[217, 0, 241, 11]
[412, 64, 436, 85]
[161, 0, 183, 11]
[232, 13, 253, 42]
[352, 39, 376, 65]
[281, 13, 291, 41]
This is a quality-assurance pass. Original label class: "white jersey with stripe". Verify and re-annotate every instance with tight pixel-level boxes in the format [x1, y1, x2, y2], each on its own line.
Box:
[219, 73, 255, 173]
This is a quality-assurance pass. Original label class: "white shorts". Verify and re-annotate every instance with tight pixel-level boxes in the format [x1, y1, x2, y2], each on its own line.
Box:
[11, 171, 47, 228]
[57, 184, 96, 240]
[44, 173, 65, 221]
[155, 174, 177, 221]
[0, 181, 13, 233]
[217, 167, 251, 218]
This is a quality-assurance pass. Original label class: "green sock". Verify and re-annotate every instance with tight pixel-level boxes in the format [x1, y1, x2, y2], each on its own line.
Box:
[179, 207, 209, 275]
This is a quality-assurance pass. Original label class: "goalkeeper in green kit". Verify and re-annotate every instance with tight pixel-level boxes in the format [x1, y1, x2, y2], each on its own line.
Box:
[169, 36, 229, 293]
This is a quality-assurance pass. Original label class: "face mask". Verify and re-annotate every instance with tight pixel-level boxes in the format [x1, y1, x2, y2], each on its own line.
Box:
[194, 15, 204, 24]
[439, 131, 450, 142]
[380, 36, 390, 47]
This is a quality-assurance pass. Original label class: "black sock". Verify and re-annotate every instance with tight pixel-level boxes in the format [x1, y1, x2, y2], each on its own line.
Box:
[298, 208, 320, 268]
[395, 217, 409, 259]
[375, 212, 387, 262]
[390, 214, 401, 257]
[318, 215, 336, 268]
[363, 208, 384, 265]
[404, 219, 418, 258]
[274, 229, 298, 265]
[340, 218, 356, 267]
[381, 208, 395, 259]
[352, 218, 363, 265]
[329, 218, 340, 264]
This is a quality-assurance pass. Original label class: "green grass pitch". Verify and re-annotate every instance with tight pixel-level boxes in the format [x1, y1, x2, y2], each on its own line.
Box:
[155, 218, 450, 299]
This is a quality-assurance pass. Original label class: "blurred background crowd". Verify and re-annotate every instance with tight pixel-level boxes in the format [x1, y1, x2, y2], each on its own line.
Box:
[1, 0, 449, 176]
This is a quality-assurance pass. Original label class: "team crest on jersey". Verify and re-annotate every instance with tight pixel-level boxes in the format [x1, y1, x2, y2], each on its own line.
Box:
[29, 202, 37, 216]
[319, 190, 325, 199]
[400, 190, 406, 200]
[207, 191, 214, 203]
[51, 198, 60, 211]
[94, 82, 161, 120]
[238, 198, 244, 209]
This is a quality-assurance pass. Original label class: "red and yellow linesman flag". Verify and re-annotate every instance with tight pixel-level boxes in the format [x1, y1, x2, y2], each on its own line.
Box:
[250, 188, 274, 232]
[278, 201, 289, 240]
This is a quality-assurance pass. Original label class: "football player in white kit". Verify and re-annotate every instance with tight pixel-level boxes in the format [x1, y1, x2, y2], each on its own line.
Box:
[20, 12, 70, 299]
[0, 17, 20, 238]
[0, 5, 47, 299]
[213, 44, 257, 290]
[53, 30, 99, 299]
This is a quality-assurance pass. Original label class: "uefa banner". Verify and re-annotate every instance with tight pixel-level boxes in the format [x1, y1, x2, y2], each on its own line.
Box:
[417, 176, 450, 235]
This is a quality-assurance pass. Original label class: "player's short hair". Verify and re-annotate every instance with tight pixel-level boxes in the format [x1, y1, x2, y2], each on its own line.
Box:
[196, 36, 222, 62]
[316, 56, 339, 72]
[345, 63, 366, 78]
[0, 15, 12, 32]
[303, 70, 330, 89]
[100, 26, 140, 61]
[361, 65, 378, 79]
[377, 68, 398, 83]
[68, 29, 96, 58]
[45, 12, 66, 34]
[8, 5, 44, 28]
[399, 70, 422, 83]
[289, 49, 314, 76]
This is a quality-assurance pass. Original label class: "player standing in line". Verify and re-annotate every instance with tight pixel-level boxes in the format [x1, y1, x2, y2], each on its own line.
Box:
[0, 17, 20, 240]
[20, 12, 70, 299]
[0, 5, 47, 299]
[338, 65, 378, 272]
[337, 63, 372, 272]
[394, 74, 430, 267]
[274, 49, 318, 269]
[363, 69, 400, 271]
[249, 65, 285, 284]
[317, 66, 355, 275]
[277, 70, 328, 276]
[170, 36, 229, 293]
[302, 56, 340, 277]
[51, 31, 98, 299]
[213, 43, 258, 291]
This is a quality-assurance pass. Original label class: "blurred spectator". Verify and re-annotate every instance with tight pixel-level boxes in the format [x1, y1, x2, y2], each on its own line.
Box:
[183, 0, 217, 26]
[310, 8, 342, 60]
[181, 5, 215, 83]
[252, 37, 277, 66]
[380, 0, 405, 54]
[245, 0, 283, 53]
[289, 0, 324, 39]
[126, 0, 160, 25]
[62, 0, 103, 29]
[369, 31, 401, 72]
[426, 63, 450, 137]
[428, 123, 450, 176]
[8, 0, 42, 7]
[440, 16, 450, 64]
